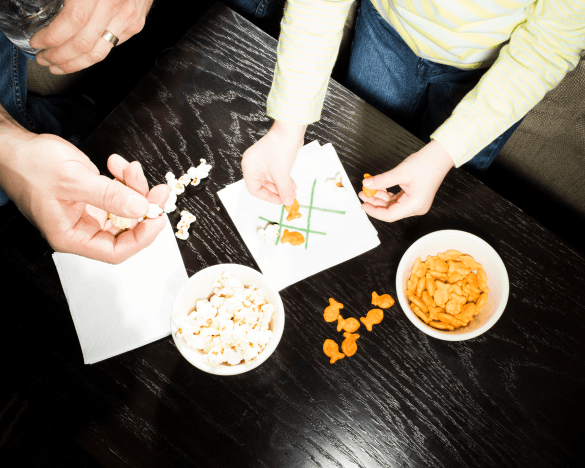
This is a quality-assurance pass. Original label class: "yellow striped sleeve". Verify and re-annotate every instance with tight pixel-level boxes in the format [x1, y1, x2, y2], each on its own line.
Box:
[266, 0, 355, 124]
[431, 0, 585, 166]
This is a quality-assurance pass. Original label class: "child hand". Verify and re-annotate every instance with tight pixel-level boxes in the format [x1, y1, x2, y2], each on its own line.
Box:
[241, 121, 305, 205]
[359, 140, 454, 222]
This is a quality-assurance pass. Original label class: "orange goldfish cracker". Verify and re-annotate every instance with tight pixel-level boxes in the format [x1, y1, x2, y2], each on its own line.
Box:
[447, 271, 465, 284]
[421, 290, 434, 308]
[433, 281, 450, 307]
[323, 339, 345, 364]
[416, 276, 426, 297]
[467, 272, 479, 287]
[437, 312, 466, 328]
[477, 268, 489, 293]
[408, 293, 427, 313]
[362, 174, 378, 197]
[448, 260, 472, 277]
[280, 229, 305, 246]
[454, 303, 477, 324]
[412, 306, 430, 324]
[428, 305, 444, 321]
[426, 256, 448, 272]
[284, 199, 301, 221]
[449, 284, 465, 297]
[445, 293, 467, 315]
[360, 309, 384, 331]
[371, 291, 395, 309]
[336, 315, 361, 333]
[459, 254, 482, 270]
[429, 321, 455, 331]
[437, 250, 461, 261]
[476, 292, 488, 311]
[412, 257, 428, 278]
[341, 332, 360, 357]
[324, 298, 344, 322]
[425, 274, 436, 295]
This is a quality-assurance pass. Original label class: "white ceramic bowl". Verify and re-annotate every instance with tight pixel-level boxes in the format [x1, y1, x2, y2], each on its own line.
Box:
[171, 263, 285, 375]
[396, 230, 509, 341]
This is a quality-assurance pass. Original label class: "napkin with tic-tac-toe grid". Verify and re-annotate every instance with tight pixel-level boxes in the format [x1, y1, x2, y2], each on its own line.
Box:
[217, 141, 380, 291]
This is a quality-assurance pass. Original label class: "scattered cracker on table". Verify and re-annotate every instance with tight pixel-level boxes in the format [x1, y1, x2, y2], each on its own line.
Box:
[323, 339, 345, 364]
[360, 309, 384, 332]
[336, 315, 360, 333]
[280, 229, 305, 246]
[341, 332, 360, 357]
[324, 298, 344, 322]
[371, 291, 395, 309]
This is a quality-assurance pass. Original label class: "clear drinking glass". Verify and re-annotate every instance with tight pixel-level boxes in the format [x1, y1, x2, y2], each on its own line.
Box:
[0, 0, 64, 57]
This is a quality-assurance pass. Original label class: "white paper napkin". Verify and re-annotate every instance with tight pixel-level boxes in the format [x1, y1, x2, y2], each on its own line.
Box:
[53, 215, 189, 364]
[217, 141, 380, 291]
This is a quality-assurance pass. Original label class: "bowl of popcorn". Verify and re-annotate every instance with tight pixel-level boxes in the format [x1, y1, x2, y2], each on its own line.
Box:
[396, 230, 509, 341]
[171, 264, 285, 375]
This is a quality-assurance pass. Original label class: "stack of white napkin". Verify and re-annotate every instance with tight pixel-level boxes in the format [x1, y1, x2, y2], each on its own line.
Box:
[53, 215, 188, 364]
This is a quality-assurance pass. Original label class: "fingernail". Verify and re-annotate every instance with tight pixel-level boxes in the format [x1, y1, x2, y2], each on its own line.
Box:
[128, 194, 148, 216]
[52, 67, 65, 75]
[363, 178, 372, 187]
[283, 197, 294, 206]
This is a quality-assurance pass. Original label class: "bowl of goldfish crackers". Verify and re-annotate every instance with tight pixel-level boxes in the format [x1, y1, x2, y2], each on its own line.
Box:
[396, 230, 509, 341]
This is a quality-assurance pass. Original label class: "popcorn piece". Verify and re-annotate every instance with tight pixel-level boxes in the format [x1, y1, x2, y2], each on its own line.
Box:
[174, 272, 274, 366]
[326, 172, 346, 193]
[187, 159, 212, 186]
[164, 191, 177, 213]
[178, 174, 191, 186]
[145, 203, 163, 219]
[165, 172, 176, 182]
[175, 227, 189, 240]
[180, 210, 196, 225]
[258, 224, 280, 246]
[168, 178, 185, 195]
[108, 213, 132, 230]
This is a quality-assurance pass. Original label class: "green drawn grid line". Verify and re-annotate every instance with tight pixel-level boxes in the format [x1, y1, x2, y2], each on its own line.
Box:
[305, 179, 317, 249]
[259, 217, 326, 236]
[260, 179, 346, 248]
[275, 205, 286, 245]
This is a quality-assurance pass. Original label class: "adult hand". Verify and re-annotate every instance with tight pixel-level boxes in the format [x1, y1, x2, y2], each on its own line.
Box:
[241, 120, 305, 206]
[359, 139, 455, 222]
[0, 132, 169, 264]
[30, 0, 154, 75]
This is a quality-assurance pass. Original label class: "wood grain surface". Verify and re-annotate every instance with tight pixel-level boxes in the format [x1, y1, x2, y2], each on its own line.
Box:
[1, 3, 583, 467]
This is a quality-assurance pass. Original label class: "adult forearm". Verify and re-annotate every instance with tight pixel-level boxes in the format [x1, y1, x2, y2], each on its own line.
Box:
[0, 104, 32, 191]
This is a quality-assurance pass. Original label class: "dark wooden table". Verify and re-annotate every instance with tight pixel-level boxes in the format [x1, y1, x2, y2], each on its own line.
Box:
[1, 3, 583, 467]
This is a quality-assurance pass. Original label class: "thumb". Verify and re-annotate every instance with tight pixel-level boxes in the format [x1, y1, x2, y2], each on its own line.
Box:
[272, 171, 296, 206]
[363, 167, 404, 190]
[68, 172, 149, 218]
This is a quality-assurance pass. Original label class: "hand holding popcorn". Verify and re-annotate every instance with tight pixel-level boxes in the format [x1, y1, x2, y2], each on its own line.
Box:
[0, 129, 169, 264]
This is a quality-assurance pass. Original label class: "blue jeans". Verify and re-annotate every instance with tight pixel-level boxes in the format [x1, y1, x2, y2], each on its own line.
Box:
[346, 0, 521, 172]
[0, 30, 100, 206]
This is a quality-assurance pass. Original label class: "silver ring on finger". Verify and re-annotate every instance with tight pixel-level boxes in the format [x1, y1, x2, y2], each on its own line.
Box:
[101, 30, 119, 47]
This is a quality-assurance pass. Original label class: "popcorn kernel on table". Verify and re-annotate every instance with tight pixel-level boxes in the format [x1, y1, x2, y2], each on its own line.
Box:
[336, 315, 360, 333]
[280, 229, 305, 246]
[324, 298, 344, 322]
[284, 199, 301, 221]
[323, 339, 345, 364]
[371, 291, 395, 309]
[341, 332, 360, 357]
[360, 309, 384, 331]
[362, 173, 378, 198]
